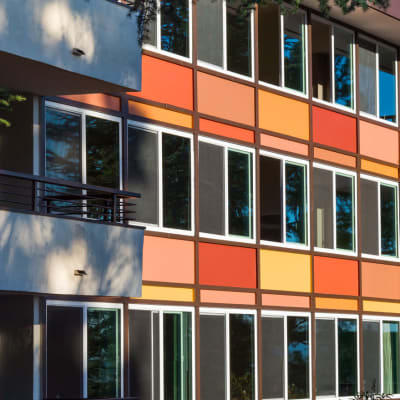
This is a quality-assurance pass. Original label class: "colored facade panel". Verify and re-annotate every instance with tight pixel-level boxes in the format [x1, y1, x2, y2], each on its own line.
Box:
[314, 147, 356, 168]
[312, 106, 357, 152]
[142, 236, 195, 284]
[314, 256, 359, 296]
[359, 120, 399, 164]
[61, 94, 121, 111]
[362, 262, 400, 300]
[361, 159, 399, 179]
[260, 134, 309, 156]
[137, 285, 195, 302]
[199, 243, 257, 288]
[315, 297, 358, 311]
[197, 72, 255, 126]
[200, 290, 256, 305]
[199, 118, 254, 143]
[260, 250, 312, 293]
[132, 55, 194, 110]
[363, 300, 400, 314]
[258, 90, 309, 140]
[261, 294, 310, 308]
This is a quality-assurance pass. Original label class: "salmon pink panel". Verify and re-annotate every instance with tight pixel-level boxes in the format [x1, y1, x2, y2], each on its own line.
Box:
[61, 94, 121, 111]
[313, 106, 356, 152]
[199, 242, 256, 288]
[201, 290, 256, 305]
[262, 294, 310, 308]
[260, 134, 309, 156]
[314, 256, 358, 296]
[132, 55, 193, 110]
[362, 262, 400, 300]
[314, 147, 356, 168]
[199, 118, 254, 143]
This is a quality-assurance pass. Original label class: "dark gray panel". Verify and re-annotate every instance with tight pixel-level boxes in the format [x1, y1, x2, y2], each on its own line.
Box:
[361, 179, 379, 255]
[363, 321, 381, 392]
[336, 174, 354, 251]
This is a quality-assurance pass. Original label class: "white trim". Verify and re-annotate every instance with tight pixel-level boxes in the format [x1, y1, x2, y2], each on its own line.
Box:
[359, 111, 399, 128]
[129, 304, 195, 312]
[33, 296, 41, 400]
[312, 97, 356, 114]
[33, 96, 40, 176]
[259, 80, 309, 99]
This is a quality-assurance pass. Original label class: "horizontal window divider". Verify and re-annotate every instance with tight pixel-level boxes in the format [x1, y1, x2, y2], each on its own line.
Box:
[312, 97, 356, 115]
[258, 80, 309, 101]
[197, 60, 255, 83]
[259, 240, 310, 251]
[359, 111, 399, 129]
[128, 303, 195, 312]
[313, 247, 358, 258]
[142, 44, 193, 64]
[199, 232, 256, 245]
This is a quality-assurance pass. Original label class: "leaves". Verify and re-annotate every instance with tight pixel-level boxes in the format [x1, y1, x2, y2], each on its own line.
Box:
[0, 90, 26, 128]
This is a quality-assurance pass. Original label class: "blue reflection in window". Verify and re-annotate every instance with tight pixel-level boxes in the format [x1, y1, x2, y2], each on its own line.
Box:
[379, 70, 396, 122]
[335, 54, 352, 107]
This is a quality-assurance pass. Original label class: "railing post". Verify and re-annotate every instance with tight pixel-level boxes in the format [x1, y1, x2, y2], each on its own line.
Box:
[112, 194, 117, 223]
[32, 179, 37, 212]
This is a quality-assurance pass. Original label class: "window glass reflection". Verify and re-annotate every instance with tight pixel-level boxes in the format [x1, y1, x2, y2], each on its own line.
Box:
[338, 319, 357, 396]
[359, 39, 377, 116]
[336, 174, 354, 251]
[379, 46, 397, 122]
[381, 184, 398, 257]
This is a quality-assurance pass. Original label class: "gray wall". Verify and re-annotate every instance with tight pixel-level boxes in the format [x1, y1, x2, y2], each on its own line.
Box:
[0, 210, 144, 297]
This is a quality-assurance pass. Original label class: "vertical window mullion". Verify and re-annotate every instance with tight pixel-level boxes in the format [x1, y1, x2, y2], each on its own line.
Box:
[160, 311, 164, 400]
[222, 0, 227, 71]
[333, 172, 337, 250]
[380, 320, 384, 393]
[378, 183, 382, 256]
[282, 160, 287, 244]
[226, 313, 230, 400]
[151, 312, 155, 400]
[224, 147, 229, 236]
[284, 316, 288, 400]
[280, 12, 285, 87]
[156, 0, 161, 50]
[335, 318, 339, 398]
[83, 305, 88, 398]
[250, 8, 255, 79]
[331, 25, 335, 103]
[376, 45, 380, 118]
[81, 113, 87, 185]
[158, 132, 163, 228]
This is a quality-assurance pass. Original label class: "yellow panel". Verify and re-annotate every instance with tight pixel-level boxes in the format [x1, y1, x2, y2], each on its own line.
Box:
[315, 297, 358, 311]
[260, 250, 311, 292]
[134, 285, 195, 302]
[258, 90, 309, 140]
[128, 100, 193, 129]
[363, 300, 400, 314]
[361, 159, 399, 179]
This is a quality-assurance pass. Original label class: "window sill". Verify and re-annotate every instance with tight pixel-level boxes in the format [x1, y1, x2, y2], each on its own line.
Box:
[142, 44, 192, 65]
[197, 60, 255, 83]
[312, 97, 356, 115]
[359, 111, 398, 128]
[361, 253, 400, 263]
[129, 221, 194, 237]
[260, 240, 310, 251]
[199, 232, 256, 245]
[314, 247, 357, 257]
[259, 80, 308, 100]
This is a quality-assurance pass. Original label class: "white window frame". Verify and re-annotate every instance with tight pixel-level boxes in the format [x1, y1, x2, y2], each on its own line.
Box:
[129, 304, 196, 400]
[46, 300, 124, 399]
[199, 136, 256, 244]
[200, 307, 258, 400]
[127, 120, 195, 236]
[142, 0, 193, 63]
[311, 15, 356, 113]
[313, 162, 358, 256]
[197, 0, 255, 82]
[359, 35, 399, 128]
[259, 4, 309, 99]
[261, 310, 312, 400]
[315, 313, 360, 400]
[360, 173, 400, 262]
[260, 150, 310, 250]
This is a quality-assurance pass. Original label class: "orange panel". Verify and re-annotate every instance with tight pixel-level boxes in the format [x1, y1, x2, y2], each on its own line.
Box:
[199, 118, 254, 143]
[314, 147, 356, 168]
[362, 262, 400, 300]
[61, 94, 121, 111]
[360, 120, 399, 164]
[201, 290, 256, 305]
[315, 297, 358, 311]
[314, 256, 359, 296]
[361, 159, 399, 179]
[132, 55, 193, 110]
[260, 134, 308, 156]
[199, 242, 257, 288]
[197, 72, 255, 126]
[143, 236, 194, 284]
[262, 294, 310, 308]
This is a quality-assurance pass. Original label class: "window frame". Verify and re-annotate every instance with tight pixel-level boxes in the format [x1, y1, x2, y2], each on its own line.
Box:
[259, 150, 310, 250]
[127, 120, 195, 236]
[199, 135, 256, 244]
[313, 162, 358, 256]
[360, 173, 400, 262]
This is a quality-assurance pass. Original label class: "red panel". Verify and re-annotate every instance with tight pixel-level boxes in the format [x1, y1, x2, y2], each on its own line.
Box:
[131, 55, 193, 110]
[199, 118, 255, 143]
[313, 106, 357, 152]
[314, 256, 359, 296]
[199, 243, 256, 288]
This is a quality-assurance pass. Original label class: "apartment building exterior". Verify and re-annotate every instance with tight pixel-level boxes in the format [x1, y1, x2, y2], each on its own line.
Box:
[2, 0, 400, 399]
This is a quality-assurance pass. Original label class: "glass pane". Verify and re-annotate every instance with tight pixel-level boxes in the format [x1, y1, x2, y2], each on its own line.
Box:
[314, 168, 334, 249]
[258, 3, 280, 85]
[143, 16, 157, 47]
[262, 317, 284, 399]
[286, 162, 307, 244]
[361, 179, 379, 255]
[379, 46, 397, 122]
[228, 149, 253, 237]
[162, 133, 191, 230]
[316, 319, 336, 396]
[227, 0, 252, 76]
[381, 184, 398, 257]
[338, 319, 357, 397]
[336, 174, 354, 251]
[230, 314, 255, 400]
[383, 321, 400, 393]
[363, 321, 381, 393]
[197, 0, 223, 66]
[87, 308, 121, 399]
[164, 312, 192, 400]
[260, 156, 282, 242]
[359, 38, 377, 115]
[161, 0, 189, 57]
[127, 127, 158, 225]
[284, 11, 306, 93]
[334, 27, 354, 108]
[312, 19, 331, 102]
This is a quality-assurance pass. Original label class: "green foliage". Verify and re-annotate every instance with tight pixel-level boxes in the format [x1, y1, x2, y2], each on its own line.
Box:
[0, 89, 26, 128]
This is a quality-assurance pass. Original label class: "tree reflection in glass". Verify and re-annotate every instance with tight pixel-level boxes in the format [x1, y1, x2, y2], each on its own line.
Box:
[336, 174, 354, 251]
[381, 184, 397, 256]
[383, 321, 400, 393]
[338, 319, 357, 396]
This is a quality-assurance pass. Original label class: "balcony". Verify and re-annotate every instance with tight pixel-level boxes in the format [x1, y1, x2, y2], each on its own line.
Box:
[0, 0, 141, 95]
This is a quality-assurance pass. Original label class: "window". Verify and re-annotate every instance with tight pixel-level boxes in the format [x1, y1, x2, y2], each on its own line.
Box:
[199, 137, 255, 242]
[359, 38, 397, 124]
[144, 0, 191, 59]
[127, 122, 194, 234]
[260, 151, 309, 248]
[316, 314, 359, 398]
[200, 309, 257, 400]
[363, 317, 400, 394]
[197, 0, 253, 78]
[129, 305, 194, 400]
[312, 17, 354, 109]
[46, 301, 122, 399]
[313, 164, 357, 254]
[261, 311, 311, 400]
[361, 175, 399, 259]
[258, 3, 307, 95]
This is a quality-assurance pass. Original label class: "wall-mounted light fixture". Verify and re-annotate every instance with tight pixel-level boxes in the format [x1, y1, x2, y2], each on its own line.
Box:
[72, 48, 85, 57]
[74, 269, 87, 277]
